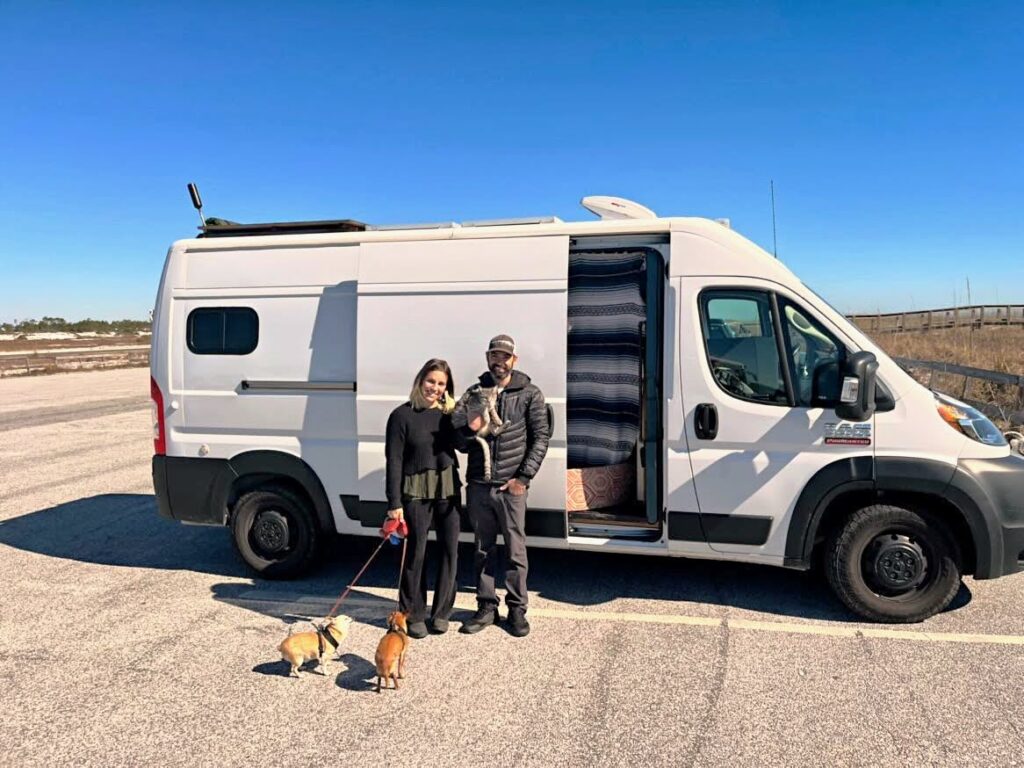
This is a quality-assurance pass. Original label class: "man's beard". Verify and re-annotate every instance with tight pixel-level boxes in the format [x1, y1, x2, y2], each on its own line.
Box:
[489, 363, 510, 380]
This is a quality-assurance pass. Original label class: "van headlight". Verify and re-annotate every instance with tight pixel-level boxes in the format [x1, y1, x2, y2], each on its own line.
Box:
[934, 392, 1007, 446]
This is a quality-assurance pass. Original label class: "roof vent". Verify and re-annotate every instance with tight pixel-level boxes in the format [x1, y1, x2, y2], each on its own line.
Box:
[580, 196, 657, 220]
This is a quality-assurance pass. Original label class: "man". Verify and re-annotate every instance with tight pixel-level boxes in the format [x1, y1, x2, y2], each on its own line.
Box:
[452, 334, 550, 637]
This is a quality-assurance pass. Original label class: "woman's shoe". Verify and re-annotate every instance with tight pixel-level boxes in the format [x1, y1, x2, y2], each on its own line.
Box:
[407, 620, 429, 639]
[428, 617, 450, 634]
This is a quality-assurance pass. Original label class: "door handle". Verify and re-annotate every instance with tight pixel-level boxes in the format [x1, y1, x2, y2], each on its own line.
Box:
[695, 403, 718, 440]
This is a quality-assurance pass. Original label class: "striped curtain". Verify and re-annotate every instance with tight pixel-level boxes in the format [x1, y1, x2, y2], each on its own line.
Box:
[567, 249, 646, 468]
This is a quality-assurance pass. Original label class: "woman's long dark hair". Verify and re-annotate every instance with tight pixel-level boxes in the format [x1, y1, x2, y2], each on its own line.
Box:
[409, 358, 455, 410]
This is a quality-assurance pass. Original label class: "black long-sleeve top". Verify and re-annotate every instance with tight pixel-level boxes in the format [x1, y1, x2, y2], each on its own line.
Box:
[384, 402, 459, 508]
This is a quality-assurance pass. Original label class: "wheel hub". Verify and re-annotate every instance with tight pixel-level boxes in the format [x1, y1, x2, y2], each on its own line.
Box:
[252, 509, 290, 555]
[868, 534, 927, 592]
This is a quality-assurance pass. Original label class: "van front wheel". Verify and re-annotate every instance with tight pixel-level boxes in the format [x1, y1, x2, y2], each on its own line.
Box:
[231, 487, 320, 579]
[825, 504, 961, 623]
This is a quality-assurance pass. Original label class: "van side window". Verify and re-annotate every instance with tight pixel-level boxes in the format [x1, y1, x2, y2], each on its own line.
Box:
[700, 291, 788, 405]
[187, 307, 259, 355]
[778, 298, 846, 407]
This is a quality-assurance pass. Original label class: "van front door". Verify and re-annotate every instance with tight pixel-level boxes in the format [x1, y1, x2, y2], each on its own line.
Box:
[678, 277, 873, 559]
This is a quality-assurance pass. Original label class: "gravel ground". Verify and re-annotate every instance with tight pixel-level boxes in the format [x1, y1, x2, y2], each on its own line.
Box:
[1, 367, 1023, 767]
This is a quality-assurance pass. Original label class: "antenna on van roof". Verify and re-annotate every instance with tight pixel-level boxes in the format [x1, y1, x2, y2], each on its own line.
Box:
[187, 183, 206, 229]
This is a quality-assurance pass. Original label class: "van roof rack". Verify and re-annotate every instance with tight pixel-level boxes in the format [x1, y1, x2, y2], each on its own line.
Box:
[462, 216, 562, 227]
[199, 217, 368, 238]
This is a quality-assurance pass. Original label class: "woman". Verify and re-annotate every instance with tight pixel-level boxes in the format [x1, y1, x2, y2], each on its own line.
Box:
[384, 358, 462, 638]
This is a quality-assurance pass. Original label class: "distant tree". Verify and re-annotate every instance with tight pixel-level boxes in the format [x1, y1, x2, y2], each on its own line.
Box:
[0, 317, 151, 334]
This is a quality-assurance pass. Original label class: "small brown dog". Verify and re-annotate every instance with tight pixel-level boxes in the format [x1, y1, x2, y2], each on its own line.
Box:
[374, 611, 410, 692]
[278, 615, 352, 678]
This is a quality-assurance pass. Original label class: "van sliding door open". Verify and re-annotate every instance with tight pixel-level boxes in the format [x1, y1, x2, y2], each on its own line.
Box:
[566, 244, 665, 538]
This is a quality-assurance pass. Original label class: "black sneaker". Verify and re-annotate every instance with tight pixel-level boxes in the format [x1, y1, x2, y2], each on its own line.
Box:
[506, 607, 530, 637]
[407, 620, 429, 639]
[428, 617, 450, 635]
[459, 605, 499, 634]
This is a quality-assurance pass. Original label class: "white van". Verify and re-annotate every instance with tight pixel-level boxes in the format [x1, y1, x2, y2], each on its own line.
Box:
[150, 195, 1024, 623]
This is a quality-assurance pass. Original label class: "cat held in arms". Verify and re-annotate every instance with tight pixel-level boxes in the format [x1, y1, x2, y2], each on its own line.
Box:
[455, 385, 505, 481]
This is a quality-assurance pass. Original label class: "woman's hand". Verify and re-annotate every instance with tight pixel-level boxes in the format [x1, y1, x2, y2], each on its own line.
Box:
[382, 507, 403, 538]
[468, 412, 484, 432]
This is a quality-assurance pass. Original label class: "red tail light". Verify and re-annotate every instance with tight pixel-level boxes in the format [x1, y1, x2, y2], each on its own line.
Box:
[150, 376, 167, 455]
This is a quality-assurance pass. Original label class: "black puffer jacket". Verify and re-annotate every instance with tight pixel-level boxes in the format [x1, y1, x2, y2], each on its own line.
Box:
[452, 370, 550, 485]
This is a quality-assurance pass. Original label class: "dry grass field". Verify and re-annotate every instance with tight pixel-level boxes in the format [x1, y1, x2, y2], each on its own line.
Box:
[866, 326, 1024, 372]
[864, 325, 1024, 429]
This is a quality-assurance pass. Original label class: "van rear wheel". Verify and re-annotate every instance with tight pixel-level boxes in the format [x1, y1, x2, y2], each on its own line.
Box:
[825, 504, 961, 623]
[231, 487, 320, 579]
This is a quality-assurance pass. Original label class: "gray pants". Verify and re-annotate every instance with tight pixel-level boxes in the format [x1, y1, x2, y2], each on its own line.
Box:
[467, 483, 529, 609]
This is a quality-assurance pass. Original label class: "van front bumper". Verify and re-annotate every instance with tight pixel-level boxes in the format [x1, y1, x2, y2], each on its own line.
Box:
[955, 455, 1024, 579]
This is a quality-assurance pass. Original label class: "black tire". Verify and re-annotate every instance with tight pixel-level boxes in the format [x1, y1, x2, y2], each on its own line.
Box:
[230, 486, 321, 579]
[825, 504, 961, 623]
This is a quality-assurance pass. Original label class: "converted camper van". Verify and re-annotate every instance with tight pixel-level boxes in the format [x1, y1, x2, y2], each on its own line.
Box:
[150, 194, 1024, 623]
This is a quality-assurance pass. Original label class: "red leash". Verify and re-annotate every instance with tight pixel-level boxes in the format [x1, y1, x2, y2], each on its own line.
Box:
[326, 518, 410, 618]
[395, 537, 408, 610]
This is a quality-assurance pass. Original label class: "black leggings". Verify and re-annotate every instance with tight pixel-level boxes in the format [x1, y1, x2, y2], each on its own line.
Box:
[398, 498, 461, 624]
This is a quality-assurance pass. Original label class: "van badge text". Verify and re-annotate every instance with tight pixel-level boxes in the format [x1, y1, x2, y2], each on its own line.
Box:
[824, 422, 872, 446]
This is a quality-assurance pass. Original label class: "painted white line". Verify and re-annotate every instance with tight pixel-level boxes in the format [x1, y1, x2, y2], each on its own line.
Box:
[237, 588, 1024, 647]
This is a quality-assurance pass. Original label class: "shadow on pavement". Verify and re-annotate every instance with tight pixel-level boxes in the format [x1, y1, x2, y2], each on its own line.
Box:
[0, 493, 249, 577]
[252, 648, 377, 688]
[335, 653, 379, 692]
[1, 495, 971, 624]
[252, 660, 293, 677]
[211, 535, 973, 625]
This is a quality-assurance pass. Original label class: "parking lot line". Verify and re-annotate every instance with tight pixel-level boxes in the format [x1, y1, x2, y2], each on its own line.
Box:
[241, 587, 1024, 647]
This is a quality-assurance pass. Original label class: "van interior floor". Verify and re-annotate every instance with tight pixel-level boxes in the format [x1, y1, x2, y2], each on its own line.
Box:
[568, 506, 661, 540]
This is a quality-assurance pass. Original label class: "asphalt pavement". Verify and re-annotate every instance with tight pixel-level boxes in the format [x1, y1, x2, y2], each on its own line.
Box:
[1, 368, 1022, 767]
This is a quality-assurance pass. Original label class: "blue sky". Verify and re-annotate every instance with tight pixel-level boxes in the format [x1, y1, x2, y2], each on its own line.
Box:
[1, 1, 1021, 321]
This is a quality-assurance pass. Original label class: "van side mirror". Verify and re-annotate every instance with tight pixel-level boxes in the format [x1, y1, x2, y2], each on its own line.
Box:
[834, 351, 878, 422]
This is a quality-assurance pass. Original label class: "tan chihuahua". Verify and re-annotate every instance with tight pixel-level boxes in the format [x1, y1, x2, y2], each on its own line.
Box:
[278, 615, 353, 678]
[374, 611, 410, 692]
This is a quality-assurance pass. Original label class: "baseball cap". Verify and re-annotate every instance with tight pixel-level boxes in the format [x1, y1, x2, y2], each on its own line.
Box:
[487, 334, 516, 355]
